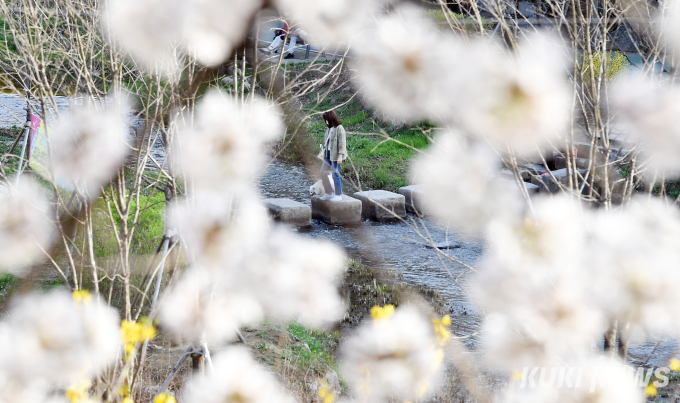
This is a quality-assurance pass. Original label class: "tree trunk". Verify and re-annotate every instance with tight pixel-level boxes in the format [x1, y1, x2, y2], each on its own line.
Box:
[191, 352, 205, 375]
[618, 321, 630, 361]
[603, 320, 618, 355]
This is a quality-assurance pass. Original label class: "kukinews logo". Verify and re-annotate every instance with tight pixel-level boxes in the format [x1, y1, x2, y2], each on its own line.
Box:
[515, 362, 671, 393]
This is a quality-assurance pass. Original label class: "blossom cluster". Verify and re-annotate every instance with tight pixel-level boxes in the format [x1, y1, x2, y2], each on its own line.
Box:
[48, 97, 131, 197]
[354, 5, 570, 157]
[0, 291, 120, 402]
[103, 0, 263, 73]
[161, 91, 347, 346]
[345, 3, 680, 403]
[160, 90, 445, 401]
[341, 305, 446, 402]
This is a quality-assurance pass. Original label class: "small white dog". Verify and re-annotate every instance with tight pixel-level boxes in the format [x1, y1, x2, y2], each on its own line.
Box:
[310, 174, 334, 197]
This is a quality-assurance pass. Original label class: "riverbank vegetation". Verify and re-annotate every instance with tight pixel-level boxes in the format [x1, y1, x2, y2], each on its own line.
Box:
[271, 62, 434, 192]
[304, 90, 433, 192]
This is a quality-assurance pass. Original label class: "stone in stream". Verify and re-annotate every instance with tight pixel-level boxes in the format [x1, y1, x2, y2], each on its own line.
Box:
[311, 195, 362, 225]
[264, 198, 312, 227]
[574, 141, 592, 158]
[499, 169, 531, 182]
[522, 164, 548, 176]
[353, 190, 407, 221]
[518, 1, 536, 18]
[398, 185, 425, 216]
[608, 148, 630, 163]
[531, 169, 567, 193]
[425, 240, 461, 250]
[525, 182, 540, 195]
[530, 168, 586, 193]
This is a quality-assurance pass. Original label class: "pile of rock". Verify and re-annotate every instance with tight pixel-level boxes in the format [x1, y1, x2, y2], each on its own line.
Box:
[500, 137, 632, 202]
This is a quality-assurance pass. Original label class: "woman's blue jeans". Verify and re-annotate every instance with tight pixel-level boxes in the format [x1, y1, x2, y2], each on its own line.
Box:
[320, 152, 342, 196]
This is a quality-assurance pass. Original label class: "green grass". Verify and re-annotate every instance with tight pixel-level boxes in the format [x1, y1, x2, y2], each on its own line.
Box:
[305, 98, 432, 191]
[286, 322, 340, 373]
[653, 179, 680, 200]
[0, 273, 17, 302]
[0, 19, 17, 56]
[427, 9, 493, 31]
[93, 191, 166, 257]
[0, 274, 65, 309]
[0, 126, 30, 176]
[41, 278, 67, 291]
[579, 51, 630, 83]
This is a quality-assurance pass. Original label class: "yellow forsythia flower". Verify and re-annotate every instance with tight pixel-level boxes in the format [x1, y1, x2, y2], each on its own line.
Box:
[431, 316, 451, 346]
[441, 315, 451, 326]
[318, 380, 336, 403]
[65, 380, 91, 403]
[645, 384, 657, 397]
[154, 393, 177, 403]
[432, 347, 444, 370]
[120, 318, 157, 355]
[370, 305, 395, 321]
[512, 370, 524, 381]
[72, 290, 92, 306]
[670, 358, 680, 372]
[119, 384, 133, 403]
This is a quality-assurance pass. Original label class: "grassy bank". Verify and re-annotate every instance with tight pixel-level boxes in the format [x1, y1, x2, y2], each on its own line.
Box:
[233, 259, 446, 401]
[305, 96, 431, 192]
[276, 62, 433, 192]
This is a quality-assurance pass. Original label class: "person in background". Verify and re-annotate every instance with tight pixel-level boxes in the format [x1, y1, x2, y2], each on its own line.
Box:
[319, 110, 347, 202]
[260, 16, 308, 60]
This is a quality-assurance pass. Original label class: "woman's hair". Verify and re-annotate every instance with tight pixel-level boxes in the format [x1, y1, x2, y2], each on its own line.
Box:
[322, 110, 342, 128]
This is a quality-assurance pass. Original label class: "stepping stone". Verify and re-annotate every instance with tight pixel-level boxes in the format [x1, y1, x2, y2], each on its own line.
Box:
[531, 169, 567, 193]
[353, 190, 406, 221]
[530, 168, 586, 193]
[398, 185, 425, 216]
[525, 182, 540, 195]
[574, 141, 593, 158]
[522, 164, 548, 176]
[311, 195, 362, 225]
[518, 1, 536, 18]
[606, 131, 634, 149]
[607, 147, 629, 162]
[264, 198, 311, 227]
[500, 169, 531, 182]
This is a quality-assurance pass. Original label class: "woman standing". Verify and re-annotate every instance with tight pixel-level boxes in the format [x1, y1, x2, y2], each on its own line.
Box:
[319, 110, 347, 202]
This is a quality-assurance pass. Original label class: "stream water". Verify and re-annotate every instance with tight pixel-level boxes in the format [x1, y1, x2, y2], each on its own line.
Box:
[260, 159, 485, 348]
[0, 93, 674, 368]
[0, 93, 167, 170]
[258, 159, 679, 368]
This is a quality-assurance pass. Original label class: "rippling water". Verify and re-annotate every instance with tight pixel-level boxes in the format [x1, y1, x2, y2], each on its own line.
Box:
[0, 93, 71, 127]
